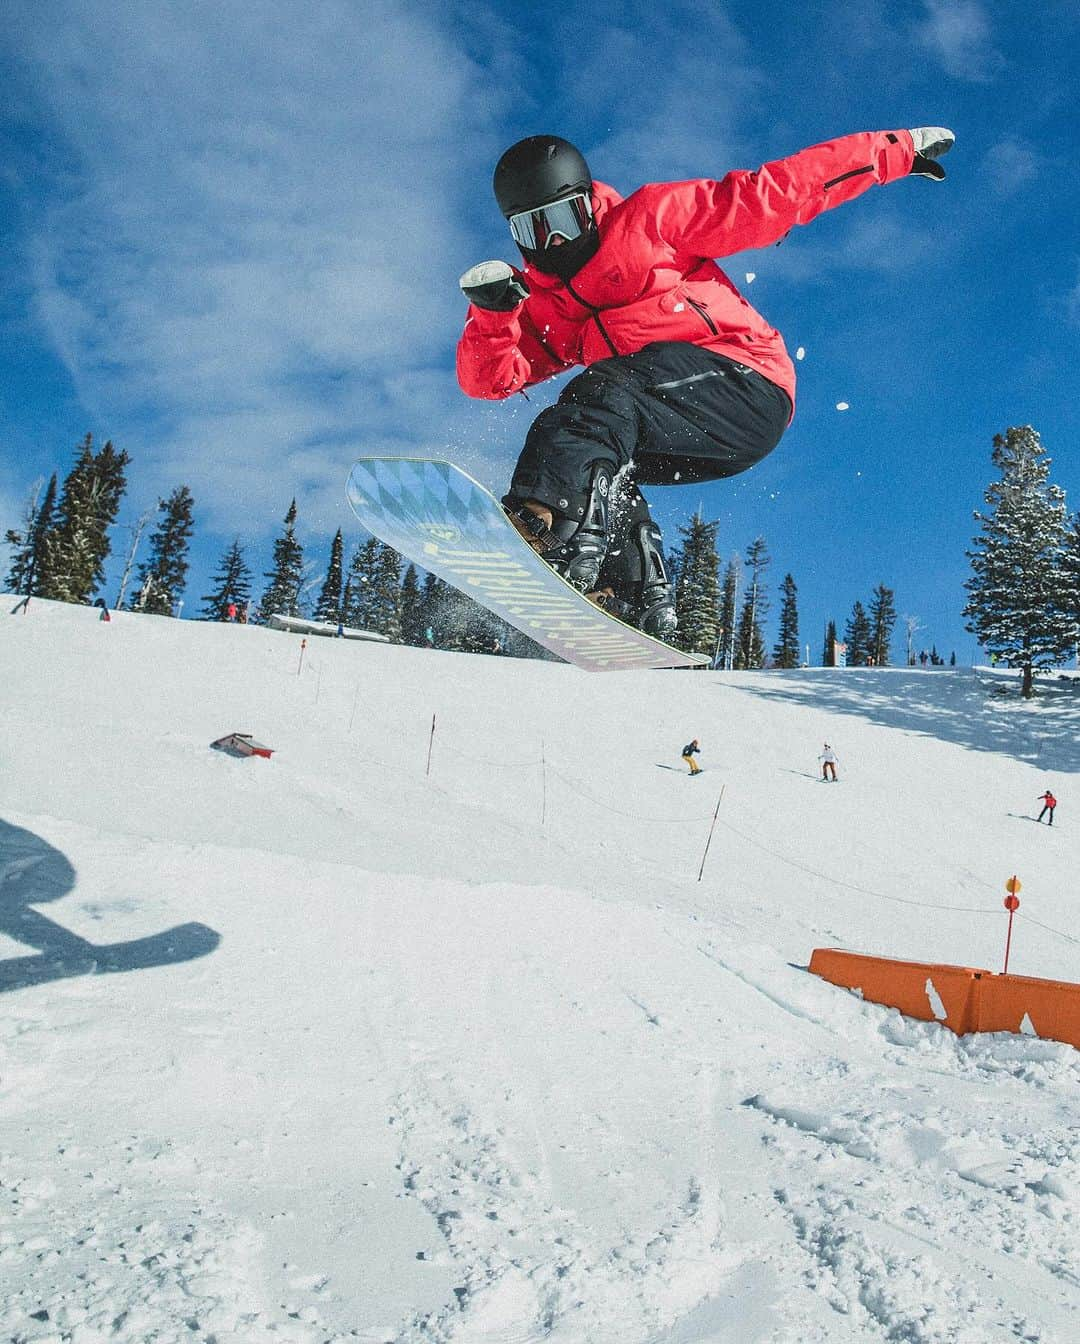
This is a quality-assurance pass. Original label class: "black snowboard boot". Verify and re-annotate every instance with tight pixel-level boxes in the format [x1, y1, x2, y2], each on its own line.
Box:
[503, 461, 613, 594]
[597, 482, 677, 639]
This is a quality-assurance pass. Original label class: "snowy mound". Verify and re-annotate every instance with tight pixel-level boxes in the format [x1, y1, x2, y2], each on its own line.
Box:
[2, 599, 1078, 1342]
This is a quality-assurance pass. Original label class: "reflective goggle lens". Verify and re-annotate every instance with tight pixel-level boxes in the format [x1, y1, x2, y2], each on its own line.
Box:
[508, 194, 593, 250]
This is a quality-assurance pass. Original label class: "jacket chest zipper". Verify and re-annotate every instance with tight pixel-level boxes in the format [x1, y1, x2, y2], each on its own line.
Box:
[564, 280, 620, 358]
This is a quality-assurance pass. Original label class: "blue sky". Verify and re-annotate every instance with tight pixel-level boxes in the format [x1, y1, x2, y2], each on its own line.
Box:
[2, 0, 1078, 660]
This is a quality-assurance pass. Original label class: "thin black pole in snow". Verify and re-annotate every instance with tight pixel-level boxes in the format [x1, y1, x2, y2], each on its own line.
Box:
[426, 713, 436, 778]
[697, 785, 726, 882]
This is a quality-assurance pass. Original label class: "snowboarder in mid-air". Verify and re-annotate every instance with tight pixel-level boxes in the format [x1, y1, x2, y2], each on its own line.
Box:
[457, 126, 955, 638]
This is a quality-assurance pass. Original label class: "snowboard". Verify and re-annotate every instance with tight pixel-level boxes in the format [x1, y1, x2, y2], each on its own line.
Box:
[345, 457, 707, 672]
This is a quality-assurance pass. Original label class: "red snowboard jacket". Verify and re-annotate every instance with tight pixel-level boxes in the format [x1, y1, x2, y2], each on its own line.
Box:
[457, 129, 916, 414]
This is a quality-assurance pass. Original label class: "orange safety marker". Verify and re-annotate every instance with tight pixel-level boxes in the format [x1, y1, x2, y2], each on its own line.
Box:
[1003, 875, 1021, 974]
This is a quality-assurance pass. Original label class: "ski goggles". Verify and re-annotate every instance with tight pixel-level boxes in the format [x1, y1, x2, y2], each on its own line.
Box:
[507, 192, 594, 251]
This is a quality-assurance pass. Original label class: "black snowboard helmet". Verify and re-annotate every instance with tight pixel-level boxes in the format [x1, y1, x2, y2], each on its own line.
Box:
[493, 135, 599, 280]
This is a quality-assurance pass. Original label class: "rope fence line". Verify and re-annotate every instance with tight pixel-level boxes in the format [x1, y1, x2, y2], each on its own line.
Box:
[1014, 912, 1080, 948]
[439, 741, 543, 769]
[289, 690, 1076, 957]
[710, 814, 1000, 915]
[544, 764, 709, 825]
[427, 727, 1078, 952]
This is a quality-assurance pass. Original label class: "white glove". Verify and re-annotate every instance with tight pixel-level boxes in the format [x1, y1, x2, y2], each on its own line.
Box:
[908, 127, 955, 180]
[459, 260, 530, 311]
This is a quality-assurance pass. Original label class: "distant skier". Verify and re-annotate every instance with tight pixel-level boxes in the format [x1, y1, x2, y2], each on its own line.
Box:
[819, 744, 839, 782]
[457, 126, 955, 638]
[682, 739, 702, 776]
[1037, 790, 1057, 826]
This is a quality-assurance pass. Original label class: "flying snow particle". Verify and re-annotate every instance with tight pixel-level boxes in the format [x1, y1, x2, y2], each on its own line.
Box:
[796, 346, 806, 360]
[836, 402, 850, 411]
[745, 272, 756, 283]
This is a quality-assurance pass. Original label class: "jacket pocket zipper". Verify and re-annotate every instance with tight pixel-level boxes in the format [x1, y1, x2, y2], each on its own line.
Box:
[685, 296, 719, 337]
[823, 164, 873, 190]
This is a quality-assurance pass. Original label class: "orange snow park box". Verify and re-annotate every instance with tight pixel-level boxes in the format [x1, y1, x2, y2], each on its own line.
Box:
[974, 971, 1080, 1044]
[809, 948, 1080, 1050]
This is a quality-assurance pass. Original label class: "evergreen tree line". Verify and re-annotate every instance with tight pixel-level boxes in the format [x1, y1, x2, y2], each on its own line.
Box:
[670, 518, 900, 670]
[4, 434, 543, 653]
[8, 424, 1079, 683]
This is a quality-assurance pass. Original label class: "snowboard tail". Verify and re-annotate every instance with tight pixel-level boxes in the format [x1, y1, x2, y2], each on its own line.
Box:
[346, 457, 706, 672]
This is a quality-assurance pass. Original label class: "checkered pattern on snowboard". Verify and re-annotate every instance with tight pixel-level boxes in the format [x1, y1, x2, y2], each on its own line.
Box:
[346, 457, 705, 672]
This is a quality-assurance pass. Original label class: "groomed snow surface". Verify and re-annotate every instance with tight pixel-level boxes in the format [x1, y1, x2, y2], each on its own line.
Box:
[2, 598, 1079, 1344]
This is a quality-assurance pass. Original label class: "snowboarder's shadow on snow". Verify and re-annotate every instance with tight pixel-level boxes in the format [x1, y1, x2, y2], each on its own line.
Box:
[1006, 812, 1053, 826]
[0, 818, 220, 993]
[779, 769, 821, 782]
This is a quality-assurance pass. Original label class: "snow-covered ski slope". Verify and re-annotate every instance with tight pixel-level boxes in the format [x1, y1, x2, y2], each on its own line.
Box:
[2, 598, 1079, 1344]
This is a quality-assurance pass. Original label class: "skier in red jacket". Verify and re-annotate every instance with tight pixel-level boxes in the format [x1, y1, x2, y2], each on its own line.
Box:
[457, 128, 955, 636]
[1037, 790, 1057, 825]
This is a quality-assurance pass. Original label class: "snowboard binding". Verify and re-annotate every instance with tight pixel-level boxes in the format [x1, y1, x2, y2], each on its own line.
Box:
[598, 483, 677, 639]
[503, 461, 612, 595]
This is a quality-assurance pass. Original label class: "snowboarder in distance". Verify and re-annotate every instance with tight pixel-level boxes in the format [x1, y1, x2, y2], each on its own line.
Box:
[1037, 789, 1057, 825]
[681, 739, 702, 776]
[819, 744, 839, 782]
[457, 126, 955, 639]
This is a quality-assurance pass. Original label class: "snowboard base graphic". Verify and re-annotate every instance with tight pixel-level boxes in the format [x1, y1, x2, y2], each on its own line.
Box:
[345, 458, 707, 672]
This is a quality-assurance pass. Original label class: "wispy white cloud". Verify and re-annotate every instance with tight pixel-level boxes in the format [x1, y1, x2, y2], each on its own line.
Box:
[1067, 263, 1080, 326]
[562, 3, 758, 186]
[981, 138, 1040, 197]
[8, 0, 509, 533]
[915, 0, 1003, 82]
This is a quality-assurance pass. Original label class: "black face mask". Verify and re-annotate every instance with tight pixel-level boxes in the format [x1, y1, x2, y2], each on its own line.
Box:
[518, 226, 601, 281]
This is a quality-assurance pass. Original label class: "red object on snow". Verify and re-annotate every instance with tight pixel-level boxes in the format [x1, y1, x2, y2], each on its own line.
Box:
[211, 733, 274, 759]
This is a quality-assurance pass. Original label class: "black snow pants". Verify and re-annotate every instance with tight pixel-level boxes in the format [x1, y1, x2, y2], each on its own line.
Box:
[508, 341, 792, 518]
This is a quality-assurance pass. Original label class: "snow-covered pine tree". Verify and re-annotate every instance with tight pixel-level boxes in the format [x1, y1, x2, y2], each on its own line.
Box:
[43, 434, 130, 604]
[4, 473, 58, 597]
[736, 536, 770, 669]
[773, 572, 800, 669]
[313, 529, 345, 624]
[344, 537, 380, 630]
[716, 557, 738, 670]
[1059, 513, 1080, 657]
[673, 513, 720, 656]
[399, 564, 424, 645]
[844, 600, 872, 667]
[368, 543, 402, 640]
[869, 584, 897, 667]
[963, 425, 1072, 697]
[822, 620, 838, 667]
[260, 500, 304, 619]
[131, 486, 195, 615]
[201, 539, 252, 621]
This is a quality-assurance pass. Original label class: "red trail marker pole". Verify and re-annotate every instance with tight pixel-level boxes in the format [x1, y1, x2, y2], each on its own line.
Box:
[297, 638, 307, 676]
[1003, 875, 1021, 974]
